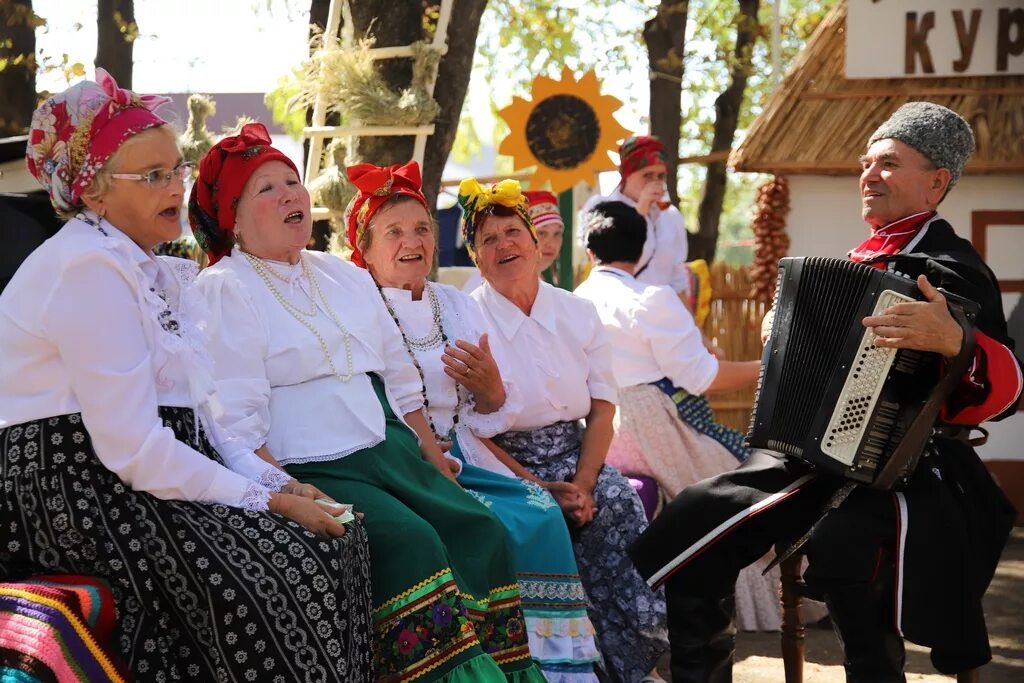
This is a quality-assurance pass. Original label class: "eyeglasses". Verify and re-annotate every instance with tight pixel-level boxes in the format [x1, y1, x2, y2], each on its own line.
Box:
[110, 162, 194, 190]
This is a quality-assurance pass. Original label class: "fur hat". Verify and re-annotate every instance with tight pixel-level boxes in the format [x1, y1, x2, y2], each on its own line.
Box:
[868, 102, 975, 187]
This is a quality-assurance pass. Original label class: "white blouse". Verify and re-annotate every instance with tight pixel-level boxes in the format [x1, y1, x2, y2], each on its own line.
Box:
[579, 188, 690, 294]
[197, 250, 424, 466]
[0, 214, 288, 509]
[381, 283, 519, 475]
[472, 281, 618, 431]
[574, 266, 718, 395]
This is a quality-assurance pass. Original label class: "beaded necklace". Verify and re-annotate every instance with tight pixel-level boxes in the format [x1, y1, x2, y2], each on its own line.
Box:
[243, 251, 355, 383]
[376, 281, 461, 440]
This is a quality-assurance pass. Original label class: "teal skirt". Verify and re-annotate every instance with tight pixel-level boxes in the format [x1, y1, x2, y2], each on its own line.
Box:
[451, 438, 600, 680]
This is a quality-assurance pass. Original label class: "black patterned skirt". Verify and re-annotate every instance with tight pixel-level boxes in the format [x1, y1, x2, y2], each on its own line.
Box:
[0, 408, 375, 682]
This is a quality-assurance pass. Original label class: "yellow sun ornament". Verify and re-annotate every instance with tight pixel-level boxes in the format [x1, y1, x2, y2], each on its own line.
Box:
[497, 67, 631, 193]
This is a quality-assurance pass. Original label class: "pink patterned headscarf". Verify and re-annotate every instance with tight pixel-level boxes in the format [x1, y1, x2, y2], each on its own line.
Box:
[25, 68, 170, 214]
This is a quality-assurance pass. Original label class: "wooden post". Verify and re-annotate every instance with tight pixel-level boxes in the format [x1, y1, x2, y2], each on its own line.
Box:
[557, 189, 575, 290]
[779, 551, 806, 683]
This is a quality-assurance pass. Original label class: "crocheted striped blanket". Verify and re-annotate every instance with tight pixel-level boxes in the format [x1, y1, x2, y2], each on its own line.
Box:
[0, 576, 124, 683]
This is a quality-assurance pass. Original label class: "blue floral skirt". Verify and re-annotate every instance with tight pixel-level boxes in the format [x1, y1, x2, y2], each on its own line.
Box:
[493, 423, 668, 683]
[451, 438, 600, 682]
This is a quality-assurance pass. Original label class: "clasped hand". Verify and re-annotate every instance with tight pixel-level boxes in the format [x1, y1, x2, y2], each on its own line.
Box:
[272, 480, 357, 538]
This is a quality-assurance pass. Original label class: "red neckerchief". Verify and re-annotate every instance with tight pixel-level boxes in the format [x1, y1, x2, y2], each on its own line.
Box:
[848, 211, 936, 270]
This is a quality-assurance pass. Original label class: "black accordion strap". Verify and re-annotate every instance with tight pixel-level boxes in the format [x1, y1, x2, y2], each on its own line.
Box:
[871, 299, 977, 489]
[765, 300, 978, 572]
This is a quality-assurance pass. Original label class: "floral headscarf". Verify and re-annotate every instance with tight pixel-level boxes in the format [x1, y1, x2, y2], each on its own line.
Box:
[343, 161, 429, 268]
[456, 178, 536, 260]
[618, 135, 668, 183]
[187, 122, 300, 265]
[25, 68, 170, 214]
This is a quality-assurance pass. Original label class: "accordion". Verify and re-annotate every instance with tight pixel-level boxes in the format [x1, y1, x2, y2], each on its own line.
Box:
[747, 256, 978, 490]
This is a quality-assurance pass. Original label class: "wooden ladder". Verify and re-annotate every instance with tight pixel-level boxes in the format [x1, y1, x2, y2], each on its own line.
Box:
[302, 0, 454, 220]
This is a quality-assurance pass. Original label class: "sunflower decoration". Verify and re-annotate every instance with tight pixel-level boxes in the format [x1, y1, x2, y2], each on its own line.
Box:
[497, 67, 630, 193]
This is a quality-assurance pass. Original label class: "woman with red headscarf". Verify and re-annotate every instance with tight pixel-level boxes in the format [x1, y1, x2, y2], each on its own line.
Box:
[349, 161, 601, 682]
[0, 72, 374, 681]
[191, 125, 544, 683]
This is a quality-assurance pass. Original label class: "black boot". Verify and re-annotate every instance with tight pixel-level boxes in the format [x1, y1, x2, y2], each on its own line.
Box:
[665, 581, 736, 683]
[824, 582, 906, 683]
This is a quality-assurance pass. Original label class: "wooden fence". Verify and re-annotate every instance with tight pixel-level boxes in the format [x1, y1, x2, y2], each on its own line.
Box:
[702, 262, 770, 433]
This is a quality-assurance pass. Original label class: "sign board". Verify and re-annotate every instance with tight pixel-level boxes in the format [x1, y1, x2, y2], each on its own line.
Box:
[847, 0, 1024, 79]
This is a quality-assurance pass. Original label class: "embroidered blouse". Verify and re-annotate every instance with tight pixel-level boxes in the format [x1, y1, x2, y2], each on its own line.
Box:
[197, 250, 424, 466]
[381, 283, 520, 475]
[472, 281, 618, 431]
[0, 214, 288, 509]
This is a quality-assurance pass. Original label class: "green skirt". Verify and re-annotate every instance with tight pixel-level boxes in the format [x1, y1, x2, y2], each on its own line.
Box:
[287, 376, 544, 683]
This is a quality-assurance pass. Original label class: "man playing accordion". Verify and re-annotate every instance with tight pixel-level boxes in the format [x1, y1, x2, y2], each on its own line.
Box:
[629, 103, 1023, 683]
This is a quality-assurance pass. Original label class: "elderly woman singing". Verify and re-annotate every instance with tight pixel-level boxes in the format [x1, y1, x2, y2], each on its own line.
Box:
[0, 72, 374, 681]
[348, 161, 601, 681]
[190, 126, 544, 683]
[458, 179, 669, 683]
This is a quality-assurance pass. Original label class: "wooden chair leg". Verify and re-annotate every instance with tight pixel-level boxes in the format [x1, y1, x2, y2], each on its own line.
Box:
[779, 551, 806, 683]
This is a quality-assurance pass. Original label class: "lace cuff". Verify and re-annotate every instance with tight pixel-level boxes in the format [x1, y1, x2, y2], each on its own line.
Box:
[460, 380, 520, 438]
[238, 482, 272, 511]
[255, 466, 293, 492]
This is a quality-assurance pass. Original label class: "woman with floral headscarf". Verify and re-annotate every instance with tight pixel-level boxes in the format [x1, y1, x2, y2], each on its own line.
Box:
[459, 179, 669, 683]
[0, 70, 374, 681]
[349, 160, 601, 682]
[191, 125, 544, 683]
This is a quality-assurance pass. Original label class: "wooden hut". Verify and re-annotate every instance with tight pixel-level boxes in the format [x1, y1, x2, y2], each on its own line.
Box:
[730, 0, 1024, 519]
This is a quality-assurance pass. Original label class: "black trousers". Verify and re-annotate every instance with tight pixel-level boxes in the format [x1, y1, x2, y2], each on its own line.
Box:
[629, 450, 999, 679]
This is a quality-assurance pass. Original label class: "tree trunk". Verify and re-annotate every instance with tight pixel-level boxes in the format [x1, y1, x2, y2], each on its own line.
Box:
[0, 0, 37, 136]
[642, 0, 688, 207]
[691, 0, 759, 262]
[337, 0, 488, 212]
[419, 0, 487, 212]
[95, 0, 135, 88]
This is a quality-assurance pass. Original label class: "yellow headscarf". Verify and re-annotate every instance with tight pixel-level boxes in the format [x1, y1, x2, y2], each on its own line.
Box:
[457, 178, 536, 260]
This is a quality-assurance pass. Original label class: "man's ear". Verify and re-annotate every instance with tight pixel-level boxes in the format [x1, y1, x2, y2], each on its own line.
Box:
[929, 167, 952, 204]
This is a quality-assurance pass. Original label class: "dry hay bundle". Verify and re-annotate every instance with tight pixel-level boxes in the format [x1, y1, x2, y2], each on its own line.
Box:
[749, 175, 791, 303]
[287, 33, 440, 127]
[179, 94, 216, 166]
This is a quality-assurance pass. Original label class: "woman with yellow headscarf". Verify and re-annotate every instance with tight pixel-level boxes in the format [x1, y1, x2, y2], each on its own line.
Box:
[459, 178, 669, 683]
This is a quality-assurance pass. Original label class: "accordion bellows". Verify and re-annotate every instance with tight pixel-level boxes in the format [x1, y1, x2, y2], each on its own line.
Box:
[747, 256, 976, 488]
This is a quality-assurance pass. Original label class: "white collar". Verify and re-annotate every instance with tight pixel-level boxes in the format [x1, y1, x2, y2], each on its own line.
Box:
[480, 281, 559, 340]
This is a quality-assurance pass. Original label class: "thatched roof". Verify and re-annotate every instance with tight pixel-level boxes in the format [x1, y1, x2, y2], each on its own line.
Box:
[730, 2, 1024, 176]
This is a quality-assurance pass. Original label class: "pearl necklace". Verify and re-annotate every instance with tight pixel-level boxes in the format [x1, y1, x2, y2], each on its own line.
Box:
[243, 251, 355, 383]
[376, 281, 461, 440]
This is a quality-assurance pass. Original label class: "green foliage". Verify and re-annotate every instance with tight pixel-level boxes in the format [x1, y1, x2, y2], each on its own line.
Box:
[457, 0, 835, 259]
[265, 67, 308, 139]
[676, 0, 837, 262]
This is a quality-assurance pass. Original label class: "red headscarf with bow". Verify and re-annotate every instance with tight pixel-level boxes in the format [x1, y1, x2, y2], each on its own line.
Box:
[344, 161, 429, 267]
[188, 122, 299, 264]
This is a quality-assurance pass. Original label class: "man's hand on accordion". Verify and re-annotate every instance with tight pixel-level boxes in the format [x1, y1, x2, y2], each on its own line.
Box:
[863, 274, 965, 358]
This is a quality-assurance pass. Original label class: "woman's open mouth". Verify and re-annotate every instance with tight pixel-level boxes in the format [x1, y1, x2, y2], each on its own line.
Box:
[284, 211, 304, 224]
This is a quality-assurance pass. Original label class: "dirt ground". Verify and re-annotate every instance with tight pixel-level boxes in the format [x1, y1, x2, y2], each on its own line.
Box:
[655, 528, 1024, 682]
